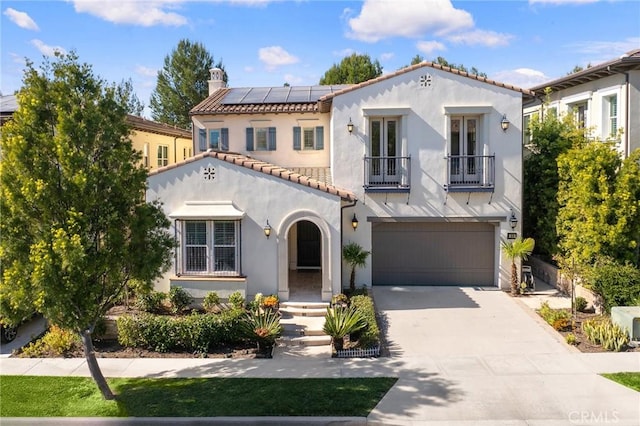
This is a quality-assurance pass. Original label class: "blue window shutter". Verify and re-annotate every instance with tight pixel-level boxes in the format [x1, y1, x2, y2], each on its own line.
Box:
[198, 128, 206, 151]
[293, 127, 301, 150]
[268, 127, 276, 151]
[246, 128, 254, 151]
[315, 126, 324, 150]
[221, 128, 229, 151]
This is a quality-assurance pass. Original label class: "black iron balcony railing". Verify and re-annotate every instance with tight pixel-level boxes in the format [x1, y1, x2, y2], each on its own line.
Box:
[445, 155, 495, 192]
[364, 156, 411, 192]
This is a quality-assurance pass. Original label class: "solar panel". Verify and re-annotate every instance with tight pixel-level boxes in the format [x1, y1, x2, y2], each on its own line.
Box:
[221, 88, 251, 104]
[264, 87, 292, 103]
[221, 85, 353, 105]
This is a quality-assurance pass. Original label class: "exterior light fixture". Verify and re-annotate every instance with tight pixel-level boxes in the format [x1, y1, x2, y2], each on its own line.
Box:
[347, 118, 354, 135]
[264, 220, 272, 239]
[509, 210, 518, 230]
[501, 114, 510, 132]
[351, 213, 359, 231]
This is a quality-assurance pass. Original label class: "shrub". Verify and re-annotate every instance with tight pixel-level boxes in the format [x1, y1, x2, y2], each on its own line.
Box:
[248, 293, 263, 311]
[21, 326, 80, 357]
[574, 296, 588, 313]
[565, 333, 578, 345]
[323, 306, 366, 350]
[117, 309, 246, 354]
[228, 291, 245, 309]
[582, 317, 629, 352]
[262, 295, 279, 310]
[538, 301, 572, 329]
[202, 292, 221, 313]
[349, 295, 380, 348]
[331, 293, 348, 307]
[169, 286, 194, 314]
[239, 309, 283, 346]
[136, 290, 166, 313]
[586, 258, 640, 313]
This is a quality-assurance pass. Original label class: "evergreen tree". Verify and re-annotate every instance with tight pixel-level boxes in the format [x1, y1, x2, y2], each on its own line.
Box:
[0, 52, 174, 399]
[319, 53, 382, 85]
[150, 39, 225, 128]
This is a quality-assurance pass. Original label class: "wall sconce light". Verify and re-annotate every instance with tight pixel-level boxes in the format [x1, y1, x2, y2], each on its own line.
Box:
[263, 220, 272, 239]
[501, 114, 510, 132]
[351, 213, 359, 231]
[347, 118, 354, 135]
[509, 210, 518, 230]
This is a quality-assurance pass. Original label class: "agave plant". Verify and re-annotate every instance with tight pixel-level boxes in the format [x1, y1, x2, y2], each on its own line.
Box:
[323, 305, 366, 351]
[240, 309, 283, 353]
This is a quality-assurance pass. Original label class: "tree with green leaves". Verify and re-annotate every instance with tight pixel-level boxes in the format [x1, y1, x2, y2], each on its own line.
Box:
[342, 242, 370, 292]
[557, 142, 640, 268]
[501, 237, 535, 296]
[150, 39, 225, 128]
[401, 55, 487, 77]
[0, 52, 175, 399]
[319, 53, 382, 85]
[117, 78, 145, 116]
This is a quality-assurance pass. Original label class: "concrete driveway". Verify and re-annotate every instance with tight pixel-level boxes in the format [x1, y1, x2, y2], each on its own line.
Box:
[369, 286, 640, 425]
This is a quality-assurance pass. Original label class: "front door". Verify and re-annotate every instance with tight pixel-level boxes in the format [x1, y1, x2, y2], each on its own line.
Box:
[450, 117, 479, 184]
[370, 118, 398, 184]
[297, 220, 321, 269]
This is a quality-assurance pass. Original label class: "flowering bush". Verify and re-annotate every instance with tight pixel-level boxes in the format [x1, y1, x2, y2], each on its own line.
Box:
[262, 295, 279, 309]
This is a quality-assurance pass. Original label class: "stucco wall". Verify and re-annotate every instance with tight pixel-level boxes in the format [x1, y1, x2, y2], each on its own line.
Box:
[130, 129, 193, 171]
[330, 67, 525, 289]
[147, 155, 343, 300]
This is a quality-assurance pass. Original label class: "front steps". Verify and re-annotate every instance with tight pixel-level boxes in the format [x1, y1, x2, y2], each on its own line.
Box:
[274, 301, 332, 357]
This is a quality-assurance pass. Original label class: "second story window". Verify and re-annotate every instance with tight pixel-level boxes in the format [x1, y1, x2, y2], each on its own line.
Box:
[157, 145, 168, 167]
[198, 128, 228, 152]
[570, 102, 588, 128]
[246, 127, 276, 151]
[293, 126, 324, 151]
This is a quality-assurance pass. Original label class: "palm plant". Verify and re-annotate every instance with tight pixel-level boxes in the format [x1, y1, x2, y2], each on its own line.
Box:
[342, 242, 370, 292]
[323, 305, 366, 351]
[501, 237, 535, 296]
[240, 309, 283, 354]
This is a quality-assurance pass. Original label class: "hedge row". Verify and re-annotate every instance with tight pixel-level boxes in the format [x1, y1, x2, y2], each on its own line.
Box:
[116, 308, 246, 354]
[349, 295, 380, 348]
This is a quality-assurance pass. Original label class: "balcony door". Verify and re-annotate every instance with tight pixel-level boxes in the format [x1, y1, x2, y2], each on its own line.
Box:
[370, 118, 398, 184]
[450, 116, 479, 184]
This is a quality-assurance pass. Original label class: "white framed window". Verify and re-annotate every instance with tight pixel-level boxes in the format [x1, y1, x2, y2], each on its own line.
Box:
[569, 102, 588, 128]
[157, 145, 168, 167]
[604, 95, 618, 137]
[182, 220, 239, 275]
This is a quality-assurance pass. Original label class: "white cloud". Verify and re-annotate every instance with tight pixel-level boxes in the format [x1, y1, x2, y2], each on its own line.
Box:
[135, 65, 157, 78]
[258, 46, 299, 71]
[244, 66, 255, 73]
[446, 29, 514, 47]
[10, 52, 26, 65]
[491, 68, 550, 88]
[30, 39, 67, 57]
[4, 7, 39, 31]
[569, 37, 640, 58]
[416, 40, 446, 55]
[283, 73, 305, 86]
[72, 1, 187, 26]
[333, 48, 356, 58]
[380, 52, 395, 61]
[347, 0, 473, 42]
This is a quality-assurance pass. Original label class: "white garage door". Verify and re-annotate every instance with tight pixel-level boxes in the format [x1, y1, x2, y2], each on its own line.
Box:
[371, 222, 495, 286]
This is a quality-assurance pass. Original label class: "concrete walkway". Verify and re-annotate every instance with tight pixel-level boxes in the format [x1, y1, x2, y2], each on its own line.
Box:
[1, 286, 639, 425]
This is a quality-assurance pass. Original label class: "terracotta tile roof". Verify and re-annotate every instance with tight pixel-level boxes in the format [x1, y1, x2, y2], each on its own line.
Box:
[527, 49, 640, 93]
[149, 151, 356, 202]
[190, 86, 351, 115]
[126, 115, 191, 138]
[318, 61, 536, 102]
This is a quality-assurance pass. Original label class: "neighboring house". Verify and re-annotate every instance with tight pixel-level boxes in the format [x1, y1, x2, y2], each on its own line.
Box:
[126, 115, 193, 170]
[147, 65, 532, 301]
[524, 49, 640, 157]
[1, 95, 18, 126]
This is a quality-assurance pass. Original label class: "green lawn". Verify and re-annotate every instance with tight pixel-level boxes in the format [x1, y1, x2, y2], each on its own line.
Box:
[0, 375, 397, 417]
[601, 372, 640, 392]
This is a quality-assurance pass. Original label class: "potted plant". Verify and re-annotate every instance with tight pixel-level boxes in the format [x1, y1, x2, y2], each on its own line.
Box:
[342, 242, 370, 293]
[322, 305, 366, 352]
[501, 237, 535, 296]
[240, 309, 283, 357]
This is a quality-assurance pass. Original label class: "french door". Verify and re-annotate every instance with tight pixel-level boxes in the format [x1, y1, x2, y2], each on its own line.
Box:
[370, 118, 398, 184]
[450, 116, 479, 184]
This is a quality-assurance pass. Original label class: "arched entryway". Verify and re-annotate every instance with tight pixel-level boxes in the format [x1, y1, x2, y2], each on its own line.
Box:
[289, 220, 322, 300]
[277, 211, 333, 302]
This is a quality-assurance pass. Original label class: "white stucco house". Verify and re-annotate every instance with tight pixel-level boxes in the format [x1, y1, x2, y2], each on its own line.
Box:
[524, 48, 640, 157]
[147, 64, 533, 302]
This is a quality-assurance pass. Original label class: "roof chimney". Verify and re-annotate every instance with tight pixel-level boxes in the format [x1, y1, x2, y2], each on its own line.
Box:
[208, 68, 225, 95]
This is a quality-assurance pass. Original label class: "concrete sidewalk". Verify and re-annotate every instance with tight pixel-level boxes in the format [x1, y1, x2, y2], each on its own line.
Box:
[1, 286, 639, 425]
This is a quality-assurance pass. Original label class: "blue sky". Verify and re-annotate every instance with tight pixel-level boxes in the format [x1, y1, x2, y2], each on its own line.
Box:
[2, 0, 639, 118]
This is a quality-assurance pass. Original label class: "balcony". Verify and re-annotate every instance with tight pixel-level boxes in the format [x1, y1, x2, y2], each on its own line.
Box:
[445, 155, 495, 192]
[364, 156, 411, 192]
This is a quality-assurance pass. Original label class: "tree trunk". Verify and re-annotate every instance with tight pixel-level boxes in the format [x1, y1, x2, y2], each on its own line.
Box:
[349, 266, 356, 292]
[80, 329, 115, 400]
[510, 261, 519, 296]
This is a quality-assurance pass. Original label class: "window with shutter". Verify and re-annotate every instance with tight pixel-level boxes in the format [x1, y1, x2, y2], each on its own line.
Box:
[293, 126, 301, 150]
